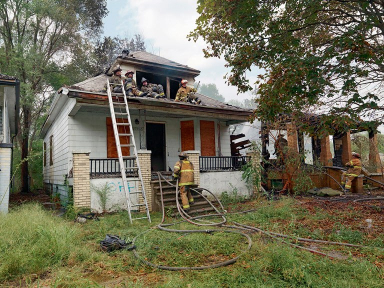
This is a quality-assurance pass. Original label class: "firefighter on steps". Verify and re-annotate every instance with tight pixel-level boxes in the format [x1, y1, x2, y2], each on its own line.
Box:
[173, 152, 195, 211]
[341, 152, 362, 193]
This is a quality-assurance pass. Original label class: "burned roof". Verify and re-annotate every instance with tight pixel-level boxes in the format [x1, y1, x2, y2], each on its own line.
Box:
[117, 51, 200, 75]
[0, 74, 17, 81]
[68, 74, 251, 112]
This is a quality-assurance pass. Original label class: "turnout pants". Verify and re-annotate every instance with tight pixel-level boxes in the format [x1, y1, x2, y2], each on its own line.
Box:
[341, 172, 357, 191]
[179, 185, 194, 209]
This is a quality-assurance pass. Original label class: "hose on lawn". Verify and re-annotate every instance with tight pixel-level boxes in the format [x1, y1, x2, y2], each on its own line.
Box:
[131, 172, 252, 270]
[131, 173, 383, 270]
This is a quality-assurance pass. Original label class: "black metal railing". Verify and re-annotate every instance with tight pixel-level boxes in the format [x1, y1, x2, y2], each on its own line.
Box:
[199, 156, 250, 172]
[90, 158, 136, 178]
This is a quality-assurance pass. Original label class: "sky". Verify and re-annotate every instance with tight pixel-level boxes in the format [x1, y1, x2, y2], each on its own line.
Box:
[103, 0, 259, 103]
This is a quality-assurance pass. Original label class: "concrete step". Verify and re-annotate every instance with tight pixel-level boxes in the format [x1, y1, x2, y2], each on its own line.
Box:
[170, 206, 218, 217]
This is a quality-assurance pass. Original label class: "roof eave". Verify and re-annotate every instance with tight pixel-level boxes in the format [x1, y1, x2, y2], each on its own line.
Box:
[116, 58, 201, 76]
[66, 89, 251, 121]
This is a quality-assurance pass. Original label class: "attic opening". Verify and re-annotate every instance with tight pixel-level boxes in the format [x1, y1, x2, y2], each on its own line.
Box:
[136, 71, 181, 99]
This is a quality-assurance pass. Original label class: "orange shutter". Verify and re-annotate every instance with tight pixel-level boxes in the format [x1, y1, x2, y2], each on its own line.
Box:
[200, 120, 215, 156]
[107, 117, 130, 158]
[181, 120, 195, 151]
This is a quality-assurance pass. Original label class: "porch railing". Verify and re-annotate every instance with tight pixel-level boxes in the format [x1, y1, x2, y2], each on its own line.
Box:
[90, 158, 136, 178]
[199, 156, 250, 172]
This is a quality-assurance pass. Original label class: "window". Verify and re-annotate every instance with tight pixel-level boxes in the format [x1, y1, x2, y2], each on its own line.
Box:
[43, 142, 46, 167]
[200, 120, 216, 156]
[180, 120, 195, 151]
[49, 135, 53, 166]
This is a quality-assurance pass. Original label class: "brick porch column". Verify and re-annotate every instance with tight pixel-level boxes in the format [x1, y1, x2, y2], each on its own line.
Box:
[137, 150, 152, 212]
[369, 131, 381, 173]
[185, 150, 200, 186]
[341, 131, 352, 165]
[320, 135, 333, 166]
[72, 152, 91, 208]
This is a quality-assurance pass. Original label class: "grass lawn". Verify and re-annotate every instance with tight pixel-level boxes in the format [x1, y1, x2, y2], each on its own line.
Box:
[1, 196, 383, 287]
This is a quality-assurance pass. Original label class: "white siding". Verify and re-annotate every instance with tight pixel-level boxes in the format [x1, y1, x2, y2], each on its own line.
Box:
[0, 147, 11, 213]
[220, 121, 231, 156]
[200, 171, 250, 197]
[69, 111, 108, 159]
[43, 98, 76, 185]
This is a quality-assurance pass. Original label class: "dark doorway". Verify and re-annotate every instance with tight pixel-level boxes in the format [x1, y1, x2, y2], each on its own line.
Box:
[170, 79, 181, 99]
[136, 71, 167, 91]
[146, 122, 166, 171]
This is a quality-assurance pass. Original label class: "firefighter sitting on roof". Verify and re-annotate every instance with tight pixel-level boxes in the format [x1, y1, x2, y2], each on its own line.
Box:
[104, 67, 125, 93]
[341, 152, 362, 193]
[173, 152, 195, 211]
[175, 79, 201, 104]
[140, 77, 166, 99]
[124, 71, 147, 97]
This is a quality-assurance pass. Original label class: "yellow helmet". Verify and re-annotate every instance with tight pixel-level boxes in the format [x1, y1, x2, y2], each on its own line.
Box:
[178, 152, 188, 158]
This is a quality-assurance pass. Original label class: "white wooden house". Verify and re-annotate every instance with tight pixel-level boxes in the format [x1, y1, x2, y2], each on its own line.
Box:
[0, 74, 20, 214]
[41, 52, 253, 212]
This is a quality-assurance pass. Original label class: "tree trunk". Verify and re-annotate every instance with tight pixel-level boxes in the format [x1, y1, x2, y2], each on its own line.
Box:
[21, 105, 30, 193]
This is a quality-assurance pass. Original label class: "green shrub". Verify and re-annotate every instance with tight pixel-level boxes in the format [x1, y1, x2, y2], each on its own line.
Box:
[220, 186, 247, 207]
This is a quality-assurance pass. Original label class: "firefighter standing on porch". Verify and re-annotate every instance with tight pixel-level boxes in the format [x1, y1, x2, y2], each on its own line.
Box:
[341, 152, 362, 193]
[173, 152, 195, 211]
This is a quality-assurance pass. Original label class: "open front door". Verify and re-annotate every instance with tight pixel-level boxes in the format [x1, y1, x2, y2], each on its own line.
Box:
[146, 122, 166, 171]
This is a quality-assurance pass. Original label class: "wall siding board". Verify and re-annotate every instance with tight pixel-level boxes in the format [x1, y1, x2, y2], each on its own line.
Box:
[43, 98, 76, 185]
[0, 148, 12, 213]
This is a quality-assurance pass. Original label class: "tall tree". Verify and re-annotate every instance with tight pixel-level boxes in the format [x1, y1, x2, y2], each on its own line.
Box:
[198, 83, 225, 102]
[190, 0, 384, 135]
[92, 34, 147, 74]
[0, 0, 107, 192]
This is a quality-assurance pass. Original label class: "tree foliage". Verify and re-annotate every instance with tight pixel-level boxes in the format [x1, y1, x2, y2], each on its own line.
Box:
[0, 0, 107, 192]
[190, 0, 384, 134]
[93, 34, 146, 74]
[198, 83, 225, 102]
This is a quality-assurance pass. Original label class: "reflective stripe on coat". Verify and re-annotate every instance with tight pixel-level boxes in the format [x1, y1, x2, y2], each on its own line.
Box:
[345, 158, 362, 176]
[173, 160, 194, 186]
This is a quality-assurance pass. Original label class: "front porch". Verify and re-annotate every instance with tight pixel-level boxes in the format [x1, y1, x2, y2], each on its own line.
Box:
[67, 152, 253, 212]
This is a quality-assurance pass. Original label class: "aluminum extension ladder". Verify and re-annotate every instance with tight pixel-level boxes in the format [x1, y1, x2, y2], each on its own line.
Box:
[106, 79, 151, 223]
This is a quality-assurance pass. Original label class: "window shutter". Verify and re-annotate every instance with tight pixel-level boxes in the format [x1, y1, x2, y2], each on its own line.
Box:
[200, 120, 215, 156]
[107, 117, 130, 158]
[180, 120, 195, 152]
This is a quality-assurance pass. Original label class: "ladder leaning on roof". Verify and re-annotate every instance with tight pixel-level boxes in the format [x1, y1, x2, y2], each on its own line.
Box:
[106, 79, 151, 223]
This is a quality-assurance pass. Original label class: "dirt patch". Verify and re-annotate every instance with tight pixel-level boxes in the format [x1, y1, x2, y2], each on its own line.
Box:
[9, 190, 52, 208]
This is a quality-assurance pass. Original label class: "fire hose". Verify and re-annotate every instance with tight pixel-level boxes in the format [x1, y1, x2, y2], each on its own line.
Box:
[130, 172, 383, 270]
